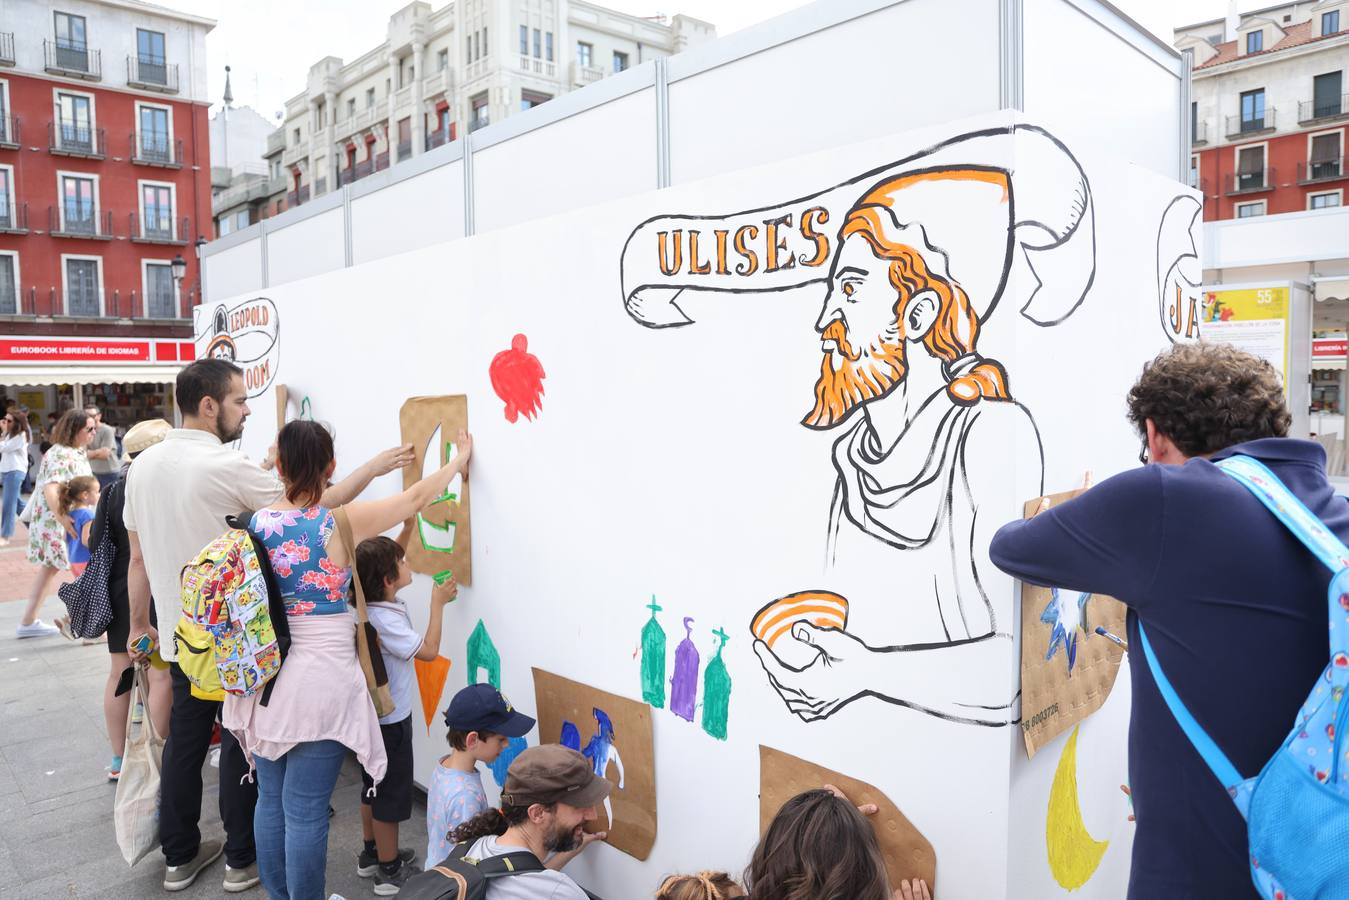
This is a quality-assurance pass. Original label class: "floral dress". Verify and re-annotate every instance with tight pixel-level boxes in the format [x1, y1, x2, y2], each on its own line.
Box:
[26, 444, 92, 569]
[250, 506, 352, 615]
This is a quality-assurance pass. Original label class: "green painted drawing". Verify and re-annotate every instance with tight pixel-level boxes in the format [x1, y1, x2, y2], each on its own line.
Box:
[701, 626, 731, 741]
[467, 619, 501, 689]
[640, 596, 667, 709]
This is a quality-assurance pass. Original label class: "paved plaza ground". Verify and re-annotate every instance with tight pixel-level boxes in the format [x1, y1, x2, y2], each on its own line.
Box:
[0, 523, 424, 899]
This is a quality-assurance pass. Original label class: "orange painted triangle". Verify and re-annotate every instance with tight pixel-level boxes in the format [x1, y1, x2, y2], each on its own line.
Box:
[415, 655, 453, 734]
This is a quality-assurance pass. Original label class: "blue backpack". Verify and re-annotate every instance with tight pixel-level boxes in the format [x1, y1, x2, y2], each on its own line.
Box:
[1138, 454, 1349, 899]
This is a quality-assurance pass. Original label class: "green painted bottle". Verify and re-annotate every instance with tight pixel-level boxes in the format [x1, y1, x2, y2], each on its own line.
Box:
[701, 627, 731, 740]
[640, 596, 667, 708]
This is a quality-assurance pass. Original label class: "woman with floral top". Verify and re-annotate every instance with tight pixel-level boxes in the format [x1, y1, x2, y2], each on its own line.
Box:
[19, 409, 95, 638]
[223, 419, 472, 900]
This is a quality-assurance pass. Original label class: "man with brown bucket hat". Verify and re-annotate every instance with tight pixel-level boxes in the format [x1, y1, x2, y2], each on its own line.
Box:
[419, 744, 608, 899]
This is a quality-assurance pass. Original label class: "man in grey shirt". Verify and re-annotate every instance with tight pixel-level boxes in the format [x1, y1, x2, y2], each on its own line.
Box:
[84, 405, 119, 489]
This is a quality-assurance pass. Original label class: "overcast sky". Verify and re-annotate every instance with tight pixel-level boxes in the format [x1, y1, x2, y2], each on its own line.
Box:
[184, 0, 1253, 122]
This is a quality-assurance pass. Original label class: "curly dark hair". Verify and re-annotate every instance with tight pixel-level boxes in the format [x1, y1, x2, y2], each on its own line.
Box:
[448, 801, 552, 845]
[1127, 342, 1290, 457]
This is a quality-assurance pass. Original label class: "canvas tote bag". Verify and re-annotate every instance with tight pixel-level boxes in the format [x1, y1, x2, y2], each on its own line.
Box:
[114, 667, 164, 865]
[332, 506, 396, 718]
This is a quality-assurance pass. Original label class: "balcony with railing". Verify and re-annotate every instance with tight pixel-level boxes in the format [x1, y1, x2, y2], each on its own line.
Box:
[130, 212, 189, 245]
[0, 201, 28, 235]
[518, 56, 557, 77]
[1299, 156, 1346, 184]
[127, 55, 180, 93]
[375, 150, 390, 171]
[1225, 167, 1277, 195]
[0, 32, 14, 67]
[44, 39, 101, 80]
[571, 62, 604, 87]
[49, 206, 115, 239]
[353, 159, 372, 180]
[1300, 94, 1349, 125]
[285, 185, 311, 207]
[422, 69, 453, 97]
[49, 121, 106, 159]
[425, 127, 453, 151]
[1226, 110, 1276, 139]
[130, 132, 183, 168]
[468, 115, 489, 133]
[1192, 120, 1208, 146]
[0, 115, 18, 149]
[396, 140, 411, 162]
[15, 285, 195, 321]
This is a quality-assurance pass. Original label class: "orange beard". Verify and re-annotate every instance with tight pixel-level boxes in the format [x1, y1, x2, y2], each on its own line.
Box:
[802, 319, 906, 429]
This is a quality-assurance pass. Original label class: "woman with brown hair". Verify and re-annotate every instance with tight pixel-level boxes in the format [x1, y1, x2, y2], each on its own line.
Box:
[0, 406, 31, 546]
[223, 418, 471, 900]
[744, 789, 931, 900]
[19, 409, 95, 638]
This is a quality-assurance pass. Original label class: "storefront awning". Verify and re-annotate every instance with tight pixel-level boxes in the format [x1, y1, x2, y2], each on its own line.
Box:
[1314, 277, 1349, 303]
[1315, 360, 1347, 371]
[0, 365, 183, 386]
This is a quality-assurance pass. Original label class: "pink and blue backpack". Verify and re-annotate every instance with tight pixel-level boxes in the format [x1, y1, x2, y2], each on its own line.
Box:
[1138, 454, 1349, 898]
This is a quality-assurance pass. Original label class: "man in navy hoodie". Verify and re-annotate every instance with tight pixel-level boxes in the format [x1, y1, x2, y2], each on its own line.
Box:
[990, 342, 1340, 898]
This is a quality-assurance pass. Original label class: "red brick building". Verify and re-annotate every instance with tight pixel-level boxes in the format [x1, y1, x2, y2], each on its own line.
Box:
[0, 1, 215, 422]
[1177, 1, 1349, 222]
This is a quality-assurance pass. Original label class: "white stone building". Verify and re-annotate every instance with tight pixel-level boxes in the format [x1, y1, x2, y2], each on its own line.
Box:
[266, 0, 715, 211]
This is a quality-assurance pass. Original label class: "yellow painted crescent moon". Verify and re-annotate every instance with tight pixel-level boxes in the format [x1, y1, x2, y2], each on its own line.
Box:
[1046, 725, 1109, 889]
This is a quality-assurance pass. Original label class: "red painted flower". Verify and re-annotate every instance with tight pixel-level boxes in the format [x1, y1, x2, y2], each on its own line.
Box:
[489, 333, 546, 423]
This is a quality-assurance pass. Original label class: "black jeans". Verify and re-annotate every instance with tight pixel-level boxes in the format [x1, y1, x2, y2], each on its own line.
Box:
[160, 662, 257, 868]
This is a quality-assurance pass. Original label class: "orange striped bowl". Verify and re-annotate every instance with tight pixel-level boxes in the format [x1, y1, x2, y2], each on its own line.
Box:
[750, 590, 850, 649]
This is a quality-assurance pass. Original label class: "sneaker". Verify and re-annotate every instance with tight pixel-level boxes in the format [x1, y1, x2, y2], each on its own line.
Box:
[54, 617, 76, 641]
[163, 838, 224, 892]
[107, 755, 122, 781]
[358, 847, 415, 878]
[15, 620, 60, 639]
[223, 863, 260, 893]
[373, 859, 422, 896]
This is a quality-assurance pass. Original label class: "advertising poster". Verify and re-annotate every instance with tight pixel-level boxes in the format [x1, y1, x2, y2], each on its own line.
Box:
[1201, 286, 1291, 388]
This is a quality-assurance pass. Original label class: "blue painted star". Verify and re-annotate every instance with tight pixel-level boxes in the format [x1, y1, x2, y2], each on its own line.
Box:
[1041, 588, 1092, 676]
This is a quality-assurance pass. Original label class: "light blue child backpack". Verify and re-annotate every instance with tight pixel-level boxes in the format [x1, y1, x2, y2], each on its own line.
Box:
[1137, 454, 1349, 899]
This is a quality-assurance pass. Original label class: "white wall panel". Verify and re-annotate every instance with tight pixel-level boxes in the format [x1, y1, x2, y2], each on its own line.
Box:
[351, 162, 465, 266]
[472, 91, 656, 233]
[266, 208, 346, 285]
[666, 0, 1001, 185]
[204, 239, 263, 299]
[1023, 0, 1180, 178]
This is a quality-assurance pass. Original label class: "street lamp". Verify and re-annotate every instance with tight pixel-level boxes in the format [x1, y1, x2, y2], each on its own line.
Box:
[170, 253, 187, 283]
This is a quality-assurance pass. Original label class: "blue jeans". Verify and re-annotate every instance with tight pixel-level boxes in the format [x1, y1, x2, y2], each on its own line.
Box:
[0, 470, 23, 539]
[253, 740, 346, 900]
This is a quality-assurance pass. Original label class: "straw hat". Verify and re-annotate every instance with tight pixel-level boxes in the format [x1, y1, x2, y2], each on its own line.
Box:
[122, 419, 172, 456]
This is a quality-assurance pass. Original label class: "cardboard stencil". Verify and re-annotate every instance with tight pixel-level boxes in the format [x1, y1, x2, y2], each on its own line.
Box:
[758, 746, 936, 890]
[532, 668, 656, 860]
[399, 395, 472, 586]
[275, 384, 288, 431]
[1018, 488, 1128, 758]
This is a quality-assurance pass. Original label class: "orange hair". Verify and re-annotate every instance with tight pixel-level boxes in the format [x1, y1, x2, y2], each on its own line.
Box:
[840, 206, 1009, 406]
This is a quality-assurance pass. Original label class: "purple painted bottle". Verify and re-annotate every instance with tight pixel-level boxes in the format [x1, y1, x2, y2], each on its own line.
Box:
[670, 617, 700, 722]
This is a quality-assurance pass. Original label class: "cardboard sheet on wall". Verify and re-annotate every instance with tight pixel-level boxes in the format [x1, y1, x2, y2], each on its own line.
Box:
[758, 746, 936, 889]
[532, 668, 656, 860]
[275, 384, 288, 431]
[399, 395, 472, 585]
[1018, 488, 1128, 758]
